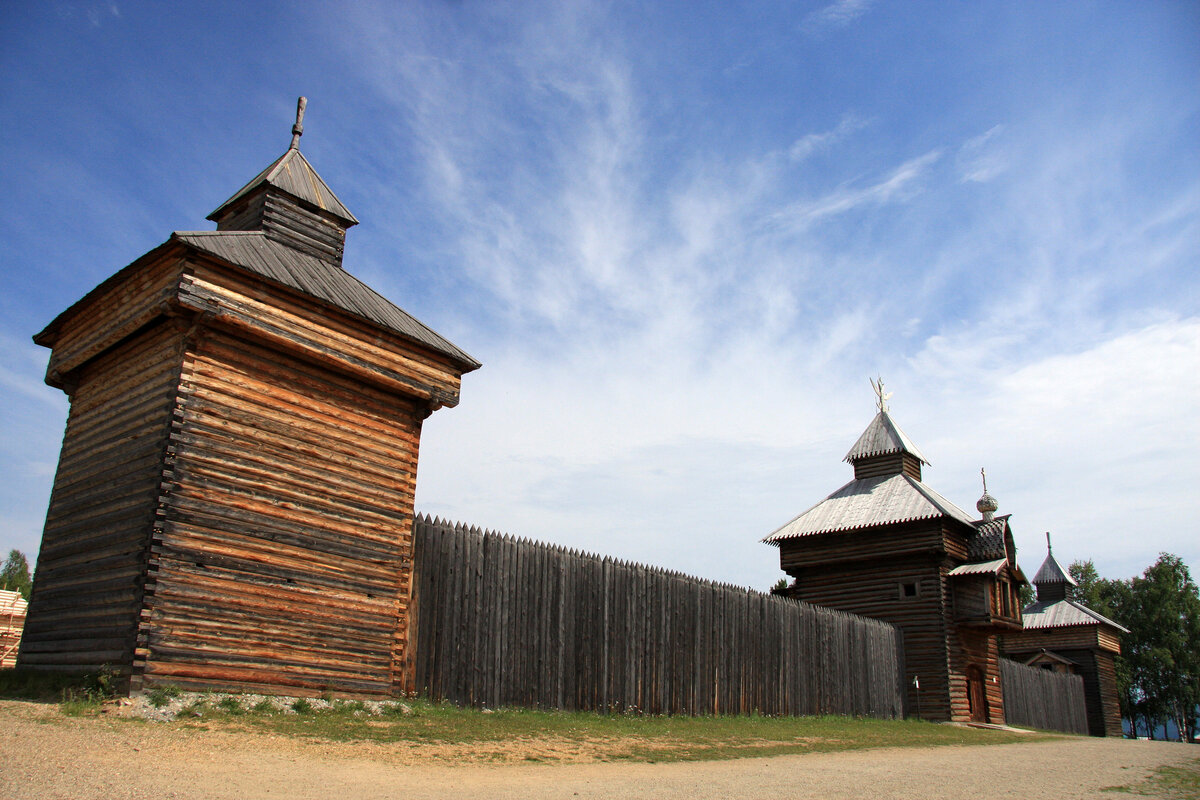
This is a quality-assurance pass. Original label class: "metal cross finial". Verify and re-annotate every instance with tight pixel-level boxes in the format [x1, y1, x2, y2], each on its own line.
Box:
[289, 97, 307, 150]
[870, 376, 892, 413]
[981, 467, 988, 494]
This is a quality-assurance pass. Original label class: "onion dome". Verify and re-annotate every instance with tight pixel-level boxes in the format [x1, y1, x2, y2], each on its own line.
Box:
[976, 468, 998, 521]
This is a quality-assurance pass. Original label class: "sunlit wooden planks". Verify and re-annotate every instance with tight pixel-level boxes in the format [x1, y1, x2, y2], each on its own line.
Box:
[35, 253, 184, 386]
[181, 261, 466, 407]
[136, 327, 424, 695]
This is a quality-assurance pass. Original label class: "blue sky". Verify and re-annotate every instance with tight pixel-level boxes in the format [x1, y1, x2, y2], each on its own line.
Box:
[1, 1, 1197, 590]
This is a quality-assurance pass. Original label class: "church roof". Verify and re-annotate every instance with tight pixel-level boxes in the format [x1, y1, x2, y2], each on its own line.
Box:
[762, 472, 976, 543]
[1021, 598, 1129, 633]
[843, 411, 929, 464]
[172, 230, 479, 370]
[208, 146, 358, 226]
[1032, 549, 1076, 587]
[969, 515, 1011, 561]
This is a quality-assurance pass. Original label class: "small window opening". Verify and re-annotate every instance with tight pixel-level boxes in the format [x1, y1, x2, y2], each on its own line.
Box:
[900, 581, 918, 599]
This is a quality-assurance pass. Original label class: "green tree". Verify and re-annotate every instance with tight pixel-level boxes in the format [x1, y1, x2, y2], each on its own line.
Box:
[1, 549, 32, 600]
[1018, 581, 1035, 608]
[1128, 554, 1200, 743]
[1079, 554, 1200, 742]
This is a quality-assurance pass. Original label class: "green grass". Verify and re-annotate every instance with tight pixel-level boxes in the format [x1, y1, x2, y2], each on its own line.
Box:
[0, 667, 1057, 763]
[146, 684, 182, 709]
[169, 697, 1054, 762]
[1103, 758, 1200, 798]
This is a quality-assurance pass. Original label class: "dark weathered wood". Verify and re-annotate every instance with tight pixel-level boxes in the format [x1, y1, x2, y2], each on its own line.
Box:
[999, 658, 1088, 734]
[410, 515, 904, 718]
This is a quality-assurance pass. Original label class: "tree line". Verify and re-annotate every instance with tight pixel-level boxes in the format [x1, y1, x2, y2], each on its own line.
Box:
[1069, 553, 1200, 743]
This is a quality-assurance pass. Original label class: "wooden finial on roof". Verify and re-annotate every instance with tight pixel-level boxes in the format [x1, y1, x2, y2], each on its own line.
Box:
[981, 467, 988, 494]
[870, 376, 892, 413]
[290, 97, 307, 150]
[1046, 531, 1053, 553]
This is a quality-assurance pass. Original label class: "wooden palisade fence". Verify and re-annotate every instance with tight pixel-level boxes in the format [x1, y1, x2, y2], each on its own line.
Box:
[999, 658, 1088, 734]
[411, 516, 905, 718]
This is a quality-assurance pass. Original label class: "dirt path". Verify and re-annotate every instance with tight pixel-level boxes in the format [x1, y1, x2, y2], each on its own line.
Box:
[1, 701, 1195, 800]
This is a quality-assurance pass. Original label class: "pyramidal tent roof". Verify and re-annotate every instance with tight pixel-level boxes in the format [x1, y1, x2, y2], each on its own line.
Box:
[843, 410, 929, 465]
[208, 147, 358, 226]
[1033, 549, 1077, 587]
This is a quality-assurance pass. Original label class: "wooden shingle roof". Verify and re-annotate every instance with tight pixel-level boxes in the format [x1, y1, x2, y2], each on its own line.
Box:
[969, 515, 1012, 561]
[762, 472, 976, 543]
[1032, 549, 1076, 587]
[843, 411, 929, 464]
[208, 147, 358, 227]
[1021, 598, 1129, 633]
[174, 230, 479, 370]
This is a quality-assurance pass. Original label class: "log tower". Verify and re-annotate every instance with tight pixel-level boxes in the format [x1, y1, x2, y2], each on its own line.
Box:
[1001, 538, 1128, 736]
[19, 99, 480, 696]
[764, 382, 1026, 723]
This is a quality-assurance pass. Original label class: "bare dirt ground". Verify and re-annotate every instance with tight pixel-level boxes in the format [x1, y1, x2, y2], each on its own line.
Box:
[1, 700, 1196, 800]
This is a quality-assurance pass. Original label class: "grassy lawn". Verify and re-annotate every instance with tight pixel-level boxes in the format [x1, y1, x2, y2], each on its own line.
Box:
[0, 667, 1058, 763]
[175, 699, 1054, 761]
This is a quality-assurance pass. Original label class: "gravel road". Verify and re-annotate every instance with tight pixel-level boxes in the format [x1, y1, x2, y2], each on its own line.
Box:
[1, 700, 1195, 799]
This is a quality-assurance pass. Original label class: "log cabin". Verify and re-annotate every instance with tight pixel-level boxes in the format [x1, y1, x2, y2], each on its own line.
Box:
[1002, 540, 1128, 736]
[18, 99, 480, 696]
[764, 385, 1026, 723]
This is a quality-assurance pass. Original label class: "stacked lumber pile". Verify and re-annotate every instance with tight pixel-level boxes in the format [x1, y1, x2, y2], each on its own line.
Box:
[0, 590, 27, 668]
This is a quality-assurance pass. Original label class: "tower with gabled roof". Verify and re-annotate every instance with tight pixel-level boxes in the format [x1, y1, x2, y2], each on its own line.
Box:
[1002, 536, 1128, 736]
[764, 383, 1025, 723]
[20, 99, 480, 696]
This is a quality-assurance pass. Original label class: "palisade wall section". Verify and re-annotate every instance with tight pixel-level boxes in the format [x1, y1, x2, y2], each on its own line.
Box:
[411, 516, 906, 718]
[999, 658, 1088, 734]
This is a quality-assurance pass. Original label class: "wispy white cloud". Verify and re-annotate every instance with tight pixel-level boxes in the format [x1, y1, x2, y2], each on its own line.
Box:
[956, 125, 1008, 183]
[802, 0, 877, 33]
[788, 114, 870, 163]
[767, 149, 942, 231]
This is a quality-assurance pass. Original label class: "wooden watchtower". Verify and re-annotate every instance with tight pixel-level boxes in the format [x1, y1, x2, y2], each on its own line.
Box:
[764, 384, 1026, 723]
[19, 100, 480, 696]
[1002, 539, 1128, 736]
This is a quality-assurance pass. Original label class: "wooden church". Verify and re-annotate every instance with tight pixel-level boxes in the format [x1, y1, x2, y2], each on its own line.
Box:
[19, 100, 480, 696]
[764, 383, 1026, 723]
[1002, 540, 1128, 736]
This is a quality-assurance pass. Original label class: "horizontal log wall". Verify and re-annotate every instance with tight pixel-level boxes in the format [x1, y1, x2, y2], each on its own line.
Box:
[19, 322, 182, 676]
[411, 517, 905, 718]
[137, 327, 423, 695]
[785, 552, 950, 719]
[999, 657, 1088, 735]
[183, 261, 465, 407]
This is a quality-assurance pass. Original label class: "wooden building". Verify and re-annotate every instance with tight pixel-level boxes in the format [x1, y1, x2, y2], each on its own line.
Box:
[1002, 541, 1127, 736]
[764, 387, 1025, 723]
[18, 100, 480, 696]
